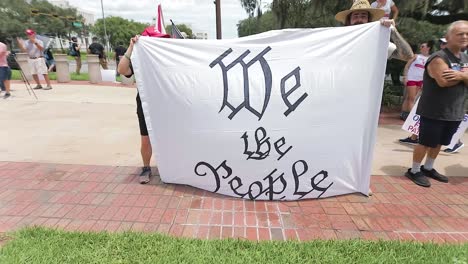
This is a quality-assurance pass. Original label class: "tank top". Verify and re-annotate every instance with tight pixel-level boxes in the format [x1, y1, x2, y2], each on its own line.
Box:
[371, 0, 394, 18]
[407, 54, 428, 81]
[416, 49, 468, 121]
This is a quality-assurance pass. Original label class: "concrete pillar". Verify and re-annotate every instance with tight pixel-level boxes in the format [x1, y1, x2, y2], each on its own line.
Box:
[87, 54, 102, 83]
[54, 54, 70, 83]
[15, 53, 33, 81]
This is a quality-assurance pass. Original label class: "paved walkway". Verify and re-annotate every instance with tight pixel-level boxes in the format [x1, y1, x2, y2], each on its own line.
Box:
[1, 82, 467, 243]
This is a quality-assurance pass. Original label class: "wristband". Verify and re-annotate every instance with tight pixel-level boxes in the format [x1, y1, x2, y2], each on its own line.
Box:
[124, 53, 131, 60]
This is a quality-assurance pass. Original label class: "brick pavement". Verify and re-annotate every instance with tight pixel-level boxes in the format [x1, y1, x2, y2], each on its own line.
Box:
[0, 161, 466, 243]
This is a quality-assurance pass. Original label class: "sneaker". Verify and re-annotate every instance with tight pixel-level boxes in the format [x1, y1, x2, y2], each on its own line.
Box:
[33, 85, 43, 89]
[399, 136, 418, 145]
[3, 93, 10, 99]
[139, 166, 151, 184]
[400, 112, 409, 121]
[405, 169, 431, 187]
[43, 86, 53, 90]
[421, 166, 449, 183]
[443, 142, 464, 153]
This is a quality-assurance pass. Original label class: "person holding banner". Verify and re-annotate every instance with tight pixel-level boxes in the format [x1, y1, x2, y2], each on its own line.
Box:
[335, 0, 413, 61]
[406, 21, 468, 187]
[117, 27, 170, 184]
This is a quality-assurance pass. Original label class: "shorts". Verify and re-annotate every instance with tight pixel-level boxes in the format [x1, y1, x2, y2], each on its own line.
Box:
[0, 67, 11, 91]
[406, 80, 423, 87]
[419, 117, 461, 148]
[0, 67, 12, 81]
[136, 94, 148, 136]
[28, 57, 48, 75]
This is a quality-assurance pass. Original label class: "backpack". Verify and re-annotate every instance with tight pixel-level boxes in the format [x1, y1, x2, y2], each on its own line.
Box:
[68, 43, 77, 56]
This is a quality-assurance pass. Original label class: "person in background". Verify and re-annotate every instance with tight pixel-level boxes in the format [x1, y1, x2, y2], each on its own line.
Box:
[88, 37, 107, 69]
[0, 41, 12, 98]
[70, 37, 81, 74]
[371, 0, 399, 20]
[114, 42, 126, 77]
[405, 21, 468, 187]
[44, 44, 55, 72]
[16, 29, 52, 90]
[117, 26, 170, 184]
[399, 42, 432, 145]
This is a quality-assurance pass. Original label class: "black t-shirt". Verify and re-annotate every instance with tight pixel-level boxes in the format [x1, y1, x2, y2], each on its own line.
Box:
[72, 42, 81, 57]
[89, 43, 105, 58]
[417, 49, 468, 121]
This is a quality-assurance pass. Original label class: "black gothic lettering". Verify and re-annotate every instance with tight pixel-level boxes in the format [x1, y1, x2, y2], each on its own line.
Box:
[281, 66, 308, 117]
[310, 170, 334, 198]
[262, 169, 287, 200]
[194, 160, 232, 193]
[274, 137, 292, 161]
[209, 47, 273, 120]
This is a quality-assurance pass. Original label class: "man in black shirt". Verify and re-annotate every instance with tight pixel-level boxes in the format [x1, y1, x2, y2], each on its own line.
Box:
[114, 42, 126, 76]
[88, 37, 108, 69]
[70, 37, 81, 74]
[406, 21, 468, 187]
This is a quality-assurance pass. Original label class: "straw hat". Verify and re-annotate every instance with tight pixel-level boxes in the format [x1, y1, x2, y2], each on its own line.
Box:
[335, 0, 385, 24]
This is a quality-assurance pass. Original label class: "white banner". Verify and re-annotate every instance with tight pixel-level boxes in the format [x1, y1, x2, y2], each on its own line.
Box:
[132, 22, 390, 200]
[402, 99, 468, 149]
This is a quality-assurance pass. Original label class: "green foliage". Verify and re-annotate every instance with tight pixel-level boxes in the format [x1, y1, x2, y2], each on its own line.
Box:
[397, 18, 446, 47]
[165, 23, 193, 38]
[238, 11, 276, 37]
[0, 0, 82, 44]
[1, 227, 467, 264]
[237, 0, 450, 47]
[90, 16, 148, 49]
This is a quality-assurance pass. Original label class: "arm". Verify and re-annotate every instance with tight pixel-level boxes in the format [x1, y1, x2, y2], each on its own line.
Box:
[388, 27, 413, 61]
[427, 57, 466, 87]
[117, 35, 139, 76]
[402, 55, 416, 83]
[16, 38, 26, 52]
[391, 3, 399, 20]
[34, 40, 44, 52]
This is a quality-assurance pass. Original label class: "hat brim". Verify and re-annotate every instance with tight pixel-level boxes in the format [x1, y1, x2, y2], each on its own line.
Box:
[335, 8, 385, 24]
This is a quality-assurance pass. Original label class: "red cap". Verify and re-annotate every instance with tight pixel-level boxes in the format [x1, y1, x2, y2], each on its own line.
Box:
[25, 29, 36, 36]
[141, 26, 170, 38]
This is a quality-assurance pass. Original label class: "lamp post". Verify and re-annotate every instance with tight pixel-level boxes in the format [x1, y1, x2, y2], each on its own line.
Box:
[215, 0, 222, 39]
[100, 0, 109, 51]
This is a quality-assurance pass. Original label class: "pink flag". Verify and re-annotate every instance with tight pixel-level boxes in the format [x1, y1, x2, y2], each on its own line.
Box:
[157, 4, 167, 34]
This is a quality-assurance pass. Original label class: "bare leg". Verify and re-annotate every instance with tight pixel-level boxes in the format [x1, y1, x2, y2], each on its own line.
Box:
[32, 74, 41, 86]
[4, 79, 10, 93]
[413, 144, 428, 163]
[43, 74, 51, 87]
[406, 86, 419, 111]
[427, 145, 442, 159]
[141, 135, 152, 167]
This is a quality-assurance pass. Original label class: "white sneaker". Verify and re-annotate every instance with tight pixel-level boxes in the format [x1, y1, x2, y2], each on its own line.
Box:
[43, 86, 53, 90]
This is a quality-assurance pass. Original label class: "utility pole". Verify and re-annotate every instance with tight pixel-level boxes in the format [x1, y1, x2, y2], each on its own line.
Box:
[215, 0, 222, 39]
[100, 0, 109, 51]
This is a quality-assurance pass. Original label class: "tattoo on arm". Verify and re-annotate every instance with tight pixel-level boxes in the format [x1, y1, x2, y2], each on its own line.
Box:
[389, 28, 414, 61]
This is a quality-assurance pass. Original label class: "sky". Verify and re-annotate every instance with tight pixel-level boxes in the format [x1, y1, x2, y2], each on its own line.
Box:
[65, 0, 273, 39]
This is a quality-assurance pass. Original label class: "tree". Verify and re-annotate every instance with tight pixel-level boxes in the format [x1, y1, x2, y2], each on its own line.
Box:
[91, 16, 147, 49]
[0, 0, 82, 47]
[165, 23, 194, 38]
[240, 0, 263, 18]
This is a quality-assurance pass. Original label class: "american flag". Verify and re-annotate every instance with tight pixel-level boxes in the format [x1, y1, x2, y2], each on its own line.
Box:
[170, 19, 185, 39]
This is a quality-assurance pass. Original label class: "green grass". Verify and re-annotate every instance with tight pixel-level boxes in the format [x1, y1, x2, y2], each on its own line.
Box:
[11, 70, 89, 81]
[0, 227, 466, 264]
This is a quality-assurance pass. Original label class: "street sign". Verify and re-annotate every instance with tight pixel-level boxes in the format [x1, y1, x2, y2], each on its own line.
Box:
[72, 22, 82, 28]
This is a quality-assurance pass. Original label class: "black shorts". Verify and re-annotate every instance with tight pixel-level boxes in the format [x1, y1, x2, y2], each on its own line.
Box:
[419, 117, 461, 148]
[136, 94, 148, 136]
